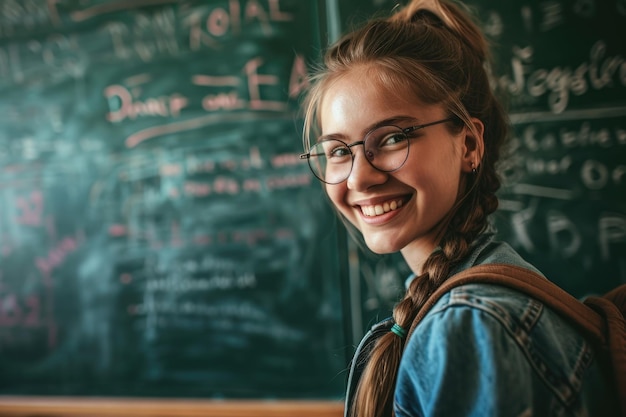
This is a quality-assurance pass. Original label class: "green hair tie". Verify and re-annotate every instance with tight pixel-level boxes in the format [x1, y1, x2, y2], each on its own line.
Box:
[390, 323, 407, 339]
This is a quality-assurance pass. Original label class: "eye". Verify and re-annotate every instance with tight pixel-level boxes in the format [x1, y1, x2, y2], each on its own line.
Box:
[380, 132, 408, 147]
[328, 144, 351, 158]
[316, 140, 351, 162]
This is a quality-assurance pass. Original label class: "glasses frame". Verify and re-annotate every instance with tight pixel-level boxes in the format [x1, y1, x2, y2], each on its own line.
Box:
[300, 117, 454, 184]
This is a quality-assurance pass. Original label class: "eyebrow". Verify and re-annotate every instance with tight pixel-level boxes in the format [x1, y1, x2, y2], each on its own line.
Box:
[317, 115, 419, 143]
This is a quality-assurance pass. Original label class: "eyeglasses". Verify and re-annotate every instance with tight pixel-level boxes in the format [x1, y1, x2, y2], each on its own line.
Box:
[300, 117, 453, 184]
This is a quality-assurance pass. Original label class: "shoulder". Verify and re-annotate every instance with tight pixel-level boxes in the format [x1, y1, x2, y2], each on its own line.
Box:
[416, 282, 591, 366]
[429, 281, 541, 332]
[395, 283, 601, 417]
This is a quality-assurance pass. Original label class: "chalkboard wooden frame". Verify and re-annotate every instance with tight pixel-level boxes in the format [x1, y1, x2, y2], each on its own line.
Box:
[0, 397, 343, 417]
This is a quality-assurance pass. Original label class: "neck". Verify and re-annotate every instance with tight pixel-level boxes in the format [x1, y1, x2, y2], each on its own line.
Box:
[400, 239, 438, 276]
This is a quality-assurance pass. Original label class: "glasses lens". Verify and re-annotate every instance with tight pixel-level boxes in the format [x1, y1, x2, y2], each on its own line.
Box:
[308, 140, 353, 184]
[305, 126, 410, 184]
[364, 126, 410, 172]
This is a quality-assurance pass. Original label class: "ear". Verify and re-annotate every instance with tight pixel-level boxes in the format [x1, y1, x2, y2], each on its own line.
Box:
[461, 117, 485, 173]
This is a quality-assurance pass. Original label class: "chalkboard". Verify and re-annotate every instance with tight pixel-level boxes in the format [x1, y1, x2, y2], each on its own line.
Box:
[2, 0, 626, 404]
[333, 0, 626, 338]
[0, 0, 349, 399]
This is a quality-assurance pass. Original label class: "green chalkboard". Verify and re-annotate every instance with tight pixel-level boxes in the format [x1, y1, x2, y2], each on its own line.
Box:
[0, 0, 348, 399]
[333, 0, 626, 338]
[3, 0, 625, 400]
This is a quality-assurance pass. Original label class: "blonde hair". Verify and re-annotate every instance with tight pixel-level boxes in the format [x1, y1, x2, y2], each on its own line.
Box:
[302, 1, 508, 416]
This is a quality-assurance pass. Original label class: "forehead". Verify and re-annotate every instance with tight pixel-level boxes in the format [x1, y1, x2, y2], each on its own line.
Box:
[319, 68, 432, 133]
[322, 66, 413, 107]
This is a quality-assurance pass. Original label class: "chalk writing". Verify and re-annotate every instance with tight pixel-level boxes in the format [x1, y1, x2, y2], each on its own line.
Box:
[105, 83, 188, 122]
[102, 8, 179, 62]
[509, 184, 574, 200]
[0, 0, 344, 398]
[516, 1, 602, 35]
[0, 294, 41, 327]
[265, 173, 311, 190]
[581, 159, 626, 190]
[503, 119, 626, 195]
[509, 204, 626, 262]
[107, 221, 296, 249]
[35, 236, 80, 276]
[525, 156, 572, 176]
[498, 41, 626, 113]
[0, 33, 84, 86]
[599, 214, 626, 260]
[185, 0, 294, 50]
[15, 190, 44, 226]
[118, 54, 306, 147]
[0, 0, 60, 38]
[0, 1, 303, 88]
[520, 122, 626, 151]
[547, 210, 581, 258]
[146, 273, 256, 292]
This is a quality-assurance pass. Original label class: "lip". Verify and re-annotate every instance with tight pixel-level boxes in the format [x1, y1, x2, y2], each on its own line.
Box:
[353, 194, 412, 224]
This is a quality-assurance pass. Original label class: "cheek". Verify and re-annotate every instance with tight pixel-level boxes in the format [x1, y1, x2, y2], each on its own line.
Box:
[325, 184, 344, 209]
[325, 184, 356, 220]
[405, 151, 463, 200]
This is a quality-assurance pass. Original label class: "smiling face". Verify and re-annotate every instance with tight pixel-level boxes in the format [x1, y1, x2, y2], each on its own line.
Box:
[319, 67, 473, 270]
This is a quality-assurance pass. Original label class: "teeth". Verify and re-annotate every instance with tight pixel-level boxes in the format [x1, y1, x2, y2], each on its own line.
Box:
[361, 199, 404, 217]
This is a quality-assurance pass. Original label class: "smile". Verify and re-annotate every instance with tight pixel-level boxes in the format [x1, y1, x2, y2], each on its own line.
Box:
[361, 199, 404, 217]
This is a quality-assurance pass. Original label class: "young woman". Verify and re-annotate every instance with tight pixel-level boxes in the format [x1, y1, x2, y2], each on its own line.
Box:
[299, 0, 616, 416]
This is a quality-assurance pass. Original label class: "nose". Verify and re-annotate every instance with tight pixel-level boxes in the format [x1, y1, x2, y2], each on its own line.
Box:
[346, 147, 388, 191]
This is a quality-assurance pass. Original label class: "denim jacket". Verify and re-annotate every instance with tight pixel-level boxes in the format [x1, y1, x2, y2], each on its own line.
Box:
[345, 233, 615, 417]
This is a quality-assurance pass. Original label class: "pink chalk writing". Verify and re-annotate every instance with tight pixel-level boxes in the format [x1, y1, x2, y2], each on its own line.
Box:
[245, 57, 286, 111]
[121, 54, 306, 147]
[35, 236, 79, 276]
[265, 173, 312, 190]
[187, 0, 294, 50]
[105, 84, 188, 122]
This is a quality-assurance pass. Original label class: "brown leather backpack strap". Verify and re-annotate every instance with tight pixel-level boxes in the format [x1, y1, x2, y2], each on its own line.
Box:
[406, 263, 606, 345]
[584, 294, 626, 414]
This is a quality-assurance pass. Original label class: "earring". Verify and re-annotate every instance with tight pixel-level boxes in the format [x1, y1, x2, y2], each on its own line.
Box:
[471, 162, 477, 174]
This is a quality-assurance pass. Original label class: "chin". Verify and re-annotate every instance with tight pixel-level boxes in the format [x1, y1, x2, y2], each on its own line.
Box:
[363, 236, 405, 255]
